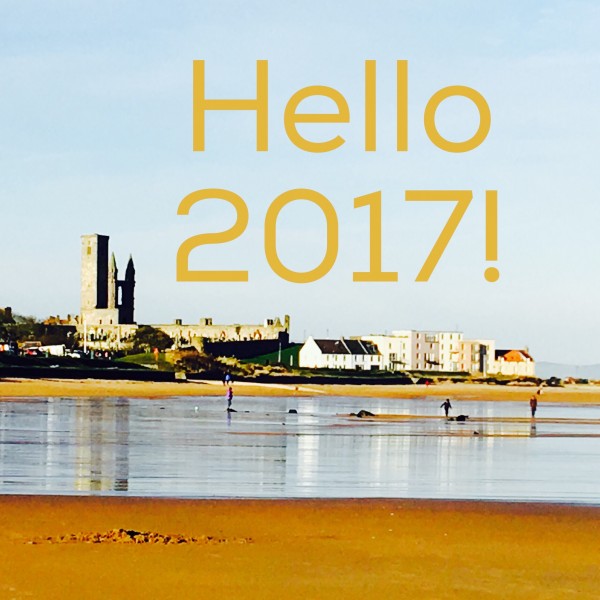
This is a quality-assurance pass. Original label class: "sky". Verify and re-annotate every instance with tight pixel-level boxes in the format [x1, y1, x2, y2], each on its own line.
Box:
[1, 1, 599, 364]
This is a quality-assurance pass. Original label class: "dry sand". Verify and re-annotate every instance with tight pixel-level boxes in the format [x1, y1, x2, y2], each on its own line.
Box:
[1, 378, 599, 598]
[0, 496, 598, 599]
[1, 377, 600, 403]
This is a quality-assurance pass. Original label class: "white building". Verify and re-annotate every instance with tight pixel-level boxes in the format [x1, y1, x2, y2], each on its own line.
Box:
[456, 338, 496, 374]
[358, 334, 411, 371]
[361, 331, 497, 374]
[299, 337, 382, 370]
[362, 330, 464, 371]
[488, 349, 535, 377]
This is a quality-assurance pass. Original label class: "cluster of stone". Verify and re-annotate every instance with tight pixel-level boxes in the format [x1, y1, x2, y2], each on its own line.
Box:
[29, 528, 252, 545]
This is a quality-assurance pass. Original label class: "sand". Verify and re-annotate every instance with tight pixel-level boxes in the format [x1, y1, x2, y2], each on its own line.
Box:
[1, 377, 600, 403]
[1, 378, 599, 598]
[0, 496, 598, 599]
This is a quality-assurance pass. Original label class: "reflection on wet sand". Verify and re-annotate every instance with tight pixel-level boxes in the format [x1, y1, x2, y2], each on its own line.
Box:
[1, 396, 599, 503]
[73, 398, 130, 493]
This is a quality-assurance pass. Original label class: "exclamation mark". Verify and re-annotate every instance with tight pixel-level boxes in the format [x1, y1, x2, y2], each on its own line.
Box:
[484, 190, 499, 282]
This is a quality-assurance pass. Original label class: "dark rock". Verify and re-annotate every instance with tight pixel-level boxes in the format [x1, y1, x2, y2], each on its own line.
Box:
[356, 409, 375, 418]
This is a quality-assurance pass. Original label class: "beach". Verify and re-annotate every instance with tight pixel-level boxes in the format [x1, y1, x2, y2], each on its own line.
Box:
[1, 377, 599, 403]
[0, 496, 598, 599]
[1, 377, 599, 598]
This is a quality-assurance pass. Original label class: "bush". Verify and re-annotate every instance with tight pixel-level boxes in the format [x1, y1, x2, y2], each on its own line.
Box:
[130, 326, 174, 354]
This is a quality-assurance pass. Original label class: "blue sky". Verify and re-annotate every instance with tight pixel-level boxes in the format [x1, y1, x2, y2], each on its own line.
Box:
[1, 1, 599, 364]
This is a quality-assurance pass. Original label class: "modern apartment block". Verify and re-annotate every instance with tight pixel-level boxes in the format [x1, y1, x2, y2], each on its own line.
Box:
[360, 331, 497, 374]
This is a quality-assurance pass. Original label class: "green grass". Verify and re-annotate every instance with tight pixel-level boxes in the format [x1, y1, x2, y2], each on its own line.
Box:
[240, 344, 303, 368]
[116, 352, 174, 371]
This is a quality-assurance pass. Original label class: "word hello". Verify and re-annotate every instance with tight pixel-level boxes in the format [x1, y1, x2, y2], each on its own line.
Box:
[180, 61, 499, 285]
[192, 60, 491, 153]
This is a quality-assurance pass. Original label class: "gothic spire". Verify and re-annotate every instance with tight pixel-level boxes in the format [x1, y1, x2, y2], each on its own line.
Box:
[125, 254, 135, 280]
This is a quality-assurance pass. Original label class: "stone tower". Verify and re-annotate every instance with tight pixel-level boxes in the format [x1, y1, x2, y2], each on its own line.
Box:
[107, 253, 118, 310]
[118, 255, 135, 324]
[80, 234, 135, 326]
[81, 234, 110, 312]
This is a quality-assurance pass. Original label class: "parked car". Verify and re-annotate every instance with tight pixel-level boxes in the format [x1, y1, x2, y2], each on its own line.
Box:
[24, 348, 44, 357]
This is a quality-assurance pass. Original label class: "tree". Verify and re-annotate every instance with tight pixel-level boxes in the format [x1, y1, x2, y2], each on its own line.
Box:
[172, 348, 215, 373]
[0, 308, 15, 325]
[0, 311, 38, 343]
[130, 326, 174, 353]
[0, 308, 75, 349]
[0, 308, 14, 341]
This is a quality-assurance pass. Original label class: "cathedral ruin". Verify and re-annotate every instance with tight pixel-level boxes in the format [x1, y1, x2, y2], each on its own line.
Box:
[80, 234, 136, 327]
[78, 234, 289, 351]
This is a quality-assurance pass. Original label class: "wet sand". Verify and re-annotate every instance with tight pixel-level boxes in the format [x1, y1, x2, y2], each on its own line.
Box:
[1, 378, 599, 597]
[0, 496, 598, 599]
[1, 377, 599, 403]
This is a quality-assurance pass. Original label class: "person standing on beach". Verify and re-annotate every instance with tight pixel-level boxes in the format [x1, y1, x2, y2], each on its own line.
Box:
[530, 395, 538, 418]
[223, 372, 232, 386]
[226, 385, 234, 411]
[441, 398, 452, 418]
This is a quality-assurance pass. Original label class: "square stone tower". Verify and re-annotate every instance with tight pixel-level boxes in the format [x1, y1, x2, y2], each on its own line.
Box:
[81, 234, 110, 312]
[80, 234, 134, 326]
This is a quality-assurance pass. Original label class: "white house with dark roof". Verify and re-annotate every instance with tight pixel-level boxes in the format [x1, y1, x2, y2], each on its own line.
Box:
[299, 337, 382, 370]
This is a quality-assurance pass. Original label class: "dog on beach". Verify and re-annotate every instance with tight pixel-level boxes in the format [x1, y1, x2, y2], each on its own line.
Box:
[448, 414, 469, 422]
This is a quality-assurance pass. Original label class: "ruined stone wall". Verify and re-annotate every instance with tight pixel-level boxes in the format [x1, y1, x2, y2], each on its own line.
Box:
[80, 308, 120, 327]
[156, 317, 289, 347]
[76, 315, 290, 351]
[77, 322, 138, 350]
[78, 236, 288, 351]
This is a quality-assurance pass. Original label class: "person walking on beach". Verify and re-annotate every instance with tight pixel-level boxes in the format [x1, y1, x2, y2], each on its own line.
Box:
[441, 398, 452, 418]
[223, 372, 232, 386]
[226, 385, 234, 411]
[529, 394, 538, 418]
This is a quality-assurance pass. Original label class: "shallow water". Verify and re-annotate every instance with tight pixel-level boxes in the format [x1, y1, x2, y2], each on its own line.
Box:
[1, 395, 599, 503]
